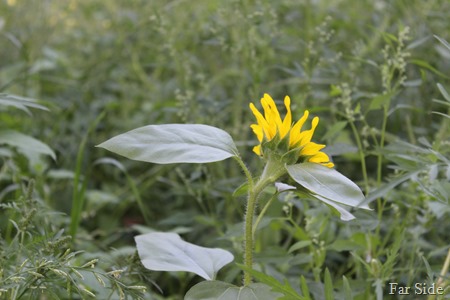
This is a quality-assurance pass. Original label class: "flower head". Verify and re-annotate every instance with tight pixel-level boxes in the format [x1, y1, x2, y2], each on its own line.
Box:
[250, 93, 334, 168]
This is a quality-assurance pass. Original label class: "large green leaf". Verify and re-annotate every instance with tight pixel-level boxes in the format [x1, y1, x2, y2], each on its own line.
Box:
[184, 281, 283, 300]
[0, 129, 56, 160]
[135, 232, 234, 280]
[97, 124, 238, 164]
[286, 163, 369, 210]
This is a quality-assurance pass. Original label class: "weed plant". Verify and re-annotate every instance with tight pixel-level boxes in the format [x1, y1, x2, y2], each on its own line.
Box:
[0, 0, 449, 299]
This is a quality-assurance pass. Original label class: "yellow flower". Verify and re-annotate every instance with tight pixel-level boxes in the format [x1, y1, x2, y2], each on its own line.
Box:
[250, 93, 334, 168]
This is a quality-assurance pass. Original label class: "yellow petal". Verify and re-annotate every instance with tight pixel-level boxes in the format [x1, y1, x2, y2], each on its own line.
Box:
[261, 94, 280, 139]
[249, 103, 272, 140]
[297, 116, 319, 147]
[252, 145, 262, 155]
[280, 96, 292, 139]
[289, 110, 309, 147]
[262, 94, 281, 123]
[308, 151, 333, 168]
[300, 142, 326, 156]
[250, 124, 263, 142]
[249, 103, 266, 127]
[322, 162, 335, 168]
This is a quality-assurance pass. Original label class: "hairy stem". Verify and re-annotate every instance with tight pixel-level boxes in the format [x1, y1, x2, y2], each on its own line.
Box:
[242, 159, 285, 285]
[243, 186, 258, 285]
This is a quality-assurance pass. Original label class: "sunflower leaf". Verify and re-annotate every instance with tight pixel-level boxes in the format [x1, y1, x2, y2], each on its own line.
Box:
[184, 281, 283, 300]
[135, 232, 233, 280]
[97, 124, 238, 164]
[286, 163, 369, 210]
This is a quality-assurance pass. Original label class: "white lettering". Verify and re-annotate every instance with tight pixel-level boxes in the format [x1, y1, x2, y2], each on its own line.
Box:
[389, 283, 398, 295]
[414, 283, 444, 295]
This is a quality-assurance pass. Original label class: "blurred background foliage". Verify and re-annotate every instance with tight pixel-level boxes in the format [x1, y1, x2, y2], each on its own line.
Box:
[0, 0, 449, 299]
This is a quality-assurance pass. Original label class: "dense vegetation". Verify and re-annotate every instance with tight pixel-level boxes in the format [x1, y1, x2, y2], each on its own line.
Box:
[0, 0, 449, 299]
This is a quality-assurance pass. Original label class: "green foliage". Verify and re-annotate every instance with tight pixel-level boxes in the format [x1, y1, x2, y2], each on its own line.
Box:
[286, 162, 369, 220]
[1, 0, 449, 299]
[135, 232, 233, 281]
[185, 281, 283, 300]
[0, 180, 147, 299]
[237, 264, 307, 300]
[0, 102, 148, 299]
[97, 124, 238, 164]
[0, 129, 55, 161]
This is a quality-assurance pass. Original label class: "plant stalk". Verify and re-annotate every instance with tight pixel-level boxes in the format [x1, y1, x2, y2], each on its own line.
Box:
[242, 159, 285, 285]
[243, 186, 258, 285]
[349, 121, 370, 194]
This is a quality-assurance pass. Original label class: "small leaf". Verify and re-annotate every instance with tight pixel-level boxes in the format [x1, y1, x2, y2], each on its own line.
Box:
[233, 182, 249, 197]
[237, 264, 305, 300]
[286, 163, 369, 210]
[0, 93, 49, 115]
[368, 92, 394, 111]
[364, 170, 420, 205]
[411, 59, 449, 79]
[421, 256, 434, 281]
[433, 99, 450, 107]
[329, 85, 342, 97]
[47, 169, 75, 179]
[342, 276, 353, 300]
[324, 143, 358, 156]
[427, 201, 450, 219]
[437, 83, 450, 102]
[135, 232, 234, 280]
[0, 129, 56, 160]
[275, 182, 296, 193]
[184, 281, 283, 300]
[97, 124, 238, 164]
[300, 276, 311, 300]
[288, 240, 312, 254]
[432, 111, 450, 119]
[322, 121, 347, 141]
[324, 268, 334, 300]
[406, 36, 430, 50]
[329, 239, 363, 252]
[435, 35, 450, 51]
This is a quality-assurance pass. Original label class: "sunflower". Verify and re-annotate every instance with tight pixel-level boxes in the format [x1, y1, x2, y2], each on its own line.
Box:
[250, 93, 334, 168]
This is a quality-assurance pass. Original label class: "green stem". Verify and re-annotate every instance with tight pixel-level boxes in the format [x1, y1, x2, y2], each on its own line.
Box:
[234, 156, 254, 188]
[252, 193, 277, 238]
[375, 105, 389, 239]
[377, 105, 389, 186]
[427, 247, 450, 300]
[349, 121, 370, 194]
[233, 156, 255, 286]
[241, 159, 286, 285]
[243, 185, 258, 285]
[70, 111, 105, 239]
[373, 99, 393, 244]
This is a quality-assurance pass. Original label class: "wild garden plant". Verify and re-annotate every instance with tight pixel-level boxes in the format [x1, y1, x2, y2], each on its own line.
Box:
[0, 97, 147, 299]
[1, 0, 449, 299]
[98, 93, 371, 298]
